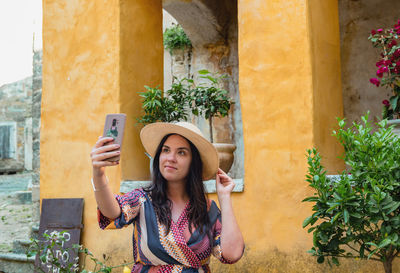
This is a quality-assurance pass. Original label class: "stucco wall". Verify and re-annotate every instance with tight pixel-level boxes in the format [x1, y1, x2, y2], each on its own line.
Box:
[339, 0, 400, 124]
[41, 0, 399, 272]
[41, 0, 163, 266]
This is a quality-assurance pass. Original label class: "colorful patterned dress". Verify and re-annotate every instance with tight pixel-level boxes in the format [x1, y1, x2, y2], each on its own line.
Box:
[98, 188, 238, 273]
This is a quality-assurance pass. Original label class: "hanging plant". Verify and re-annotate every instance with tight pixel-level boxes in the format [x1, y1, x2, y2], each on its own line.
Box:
[163, 24, 192, 54]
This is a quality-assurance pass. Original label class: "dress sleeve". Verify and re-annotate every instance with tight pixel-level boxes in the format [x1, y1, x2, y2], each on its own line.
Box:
[211, 201, 242, 264]
[97, 189, 142, 229]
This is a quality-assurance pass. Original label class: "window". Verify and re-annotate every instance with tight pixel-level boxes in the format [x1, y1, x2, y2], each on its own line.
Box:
[0, 122, 16, 159]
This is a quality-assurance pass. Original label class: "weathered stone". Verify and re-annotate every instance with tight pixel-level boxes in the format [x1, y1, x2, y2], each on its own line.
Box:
[339, 0, 400, 124]
[0, 253, 34, 273]
[0, 159, 24, 173]
[0, 173, 32, 195]
[163, 2, 243, 178]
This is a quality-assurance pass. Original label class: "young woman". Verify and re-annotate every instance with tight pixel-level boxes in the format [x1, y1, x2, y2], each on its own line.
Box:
[90, 122, 244, 272]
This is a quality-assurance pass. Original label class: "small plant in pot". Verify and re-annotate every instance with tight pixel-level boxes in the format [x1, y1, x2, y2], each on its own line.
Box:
[188, 70, 236, 174]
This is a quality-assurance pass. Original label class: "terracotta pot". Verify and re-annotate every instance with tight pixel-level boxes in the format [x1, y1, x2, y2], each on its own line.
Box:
[213, 143, 236, 174]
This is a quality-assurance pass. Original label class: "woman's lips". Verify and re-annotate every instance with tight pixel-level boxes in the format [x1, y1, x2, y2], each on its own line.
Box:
[165, 165, 177, 170]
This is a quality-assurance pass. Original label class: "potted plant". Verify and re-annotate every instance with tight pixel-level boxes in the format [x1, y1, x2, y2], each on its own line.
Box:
[137, 70, 236, 174]
[369, 19, 400, 133]
[303, 113, 400, 273]
[137, 79, 190, 125]
[188, 70, 236, 173]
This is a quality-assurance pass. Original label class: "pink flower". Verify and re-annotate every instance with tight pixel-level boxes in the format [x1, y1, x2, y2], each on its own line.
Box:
[376, 66, 388, 77]
[389, 40, 398, 48]
[376, 60, 385, 67]
[382, 100, 390, 107]
[394, 64, 400, 74]
[384, 60, 392, 66]
[371, 29, 377, 35]
[377, 28, 383, 33]
[370, 78, 381, 87]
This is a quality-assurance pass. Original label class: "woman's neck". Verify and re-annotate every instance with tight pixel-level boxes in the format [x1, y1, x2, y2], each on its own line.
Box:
[166, 180, 189, 203]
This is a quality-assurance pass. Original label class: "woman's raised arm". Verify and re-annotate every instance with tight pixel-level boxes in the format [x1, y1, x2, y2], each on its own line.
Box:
[90, 136, 122, 219]
[215, 168, 245, 262]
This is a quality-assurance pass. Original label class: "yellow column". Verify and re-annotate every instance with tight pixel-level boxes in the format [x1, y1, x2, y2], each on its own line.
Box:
[211, 0, 349, 272]
[308, 0, 344, 174]
[41, 0, 162, 266]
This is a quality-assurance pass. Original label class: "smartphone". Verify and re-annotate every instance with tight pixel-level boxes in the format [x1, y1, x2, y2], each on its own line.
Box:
[102, 114, 126, 162]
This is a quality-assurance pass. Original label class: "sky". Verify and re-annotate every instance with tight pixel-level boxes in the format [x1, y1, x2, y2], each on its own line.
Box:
[0, 0, 42, 86]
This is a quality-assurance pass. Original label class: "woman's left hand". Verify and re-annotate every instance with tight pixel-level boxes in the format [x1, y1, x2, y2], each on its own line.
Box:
[216, 168, 235, 197]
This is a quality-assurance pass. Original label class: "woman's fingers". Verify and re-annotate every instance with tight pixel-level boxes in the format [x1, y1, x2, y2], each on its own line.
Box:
[217, 168, 226, 175]
[92, 143, 120, 155]
[92, 150, 120, 162]
[94, 137, 115, 148]
[216, 168, 232, 183]
[92, 160, 119, 168]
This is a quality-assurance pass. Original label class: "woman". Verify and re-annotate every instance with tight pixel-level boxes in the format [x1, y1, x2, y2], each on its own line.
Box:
[90, 122, 244, 272]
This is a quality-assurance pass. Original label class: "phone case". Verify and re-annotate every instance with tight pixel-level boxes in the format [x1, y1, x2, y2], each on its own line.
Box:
[102, 114, 126, 162]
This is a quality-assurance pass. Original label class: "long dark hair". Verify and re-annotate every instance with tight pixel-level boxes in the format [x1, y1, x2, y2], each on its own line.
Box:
[144, 134, 212, 241]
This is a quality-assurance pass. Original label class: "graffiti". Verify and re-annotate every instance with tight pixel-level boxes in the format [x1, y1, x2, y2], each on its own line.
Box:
[40, 230, 74, 273]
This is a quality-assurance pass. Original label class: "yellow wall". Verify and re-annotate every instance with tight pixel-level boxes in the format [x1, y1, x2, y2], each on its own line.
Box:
[41, 0, 398, 272]
[308, 0, 344, 174]
[41, 0, 163, 268]
[217, 0, 385, 272]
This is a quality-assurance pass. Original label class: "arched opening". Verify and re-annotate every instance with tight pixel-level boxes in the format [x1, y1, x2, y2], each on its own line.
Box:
[162, 0, 244, 180]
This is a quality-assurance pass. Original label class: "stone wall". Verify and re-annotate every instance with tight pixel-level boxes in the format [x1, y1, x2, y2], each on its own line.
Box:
[0, 76, 32, 173]
[163, 1, 244, 179]
[32, 50, 42, 223]
[32, 50, 42, 187]
[0, 50, 42, 223]
[339, 0, 400, 124]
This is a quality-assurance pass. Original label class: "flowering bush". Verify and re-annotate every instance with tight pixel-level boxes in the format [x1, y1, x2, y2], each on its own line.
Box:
[369, 20, 400, 119]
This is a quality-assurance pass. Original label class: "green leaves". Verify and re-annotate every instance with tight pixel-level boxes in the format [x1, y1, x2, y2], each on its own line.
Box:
[27, 231, 135, 272]
[137, 70, 234, 132]
[137, 80, 190, 125]
[303, 112, 400, 269]
[163, 24, 192, 54]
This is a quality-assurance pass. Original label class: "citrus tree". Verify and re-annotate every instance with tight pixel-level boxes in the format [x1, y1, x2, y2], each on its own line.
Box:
[303, 113, 400, 273]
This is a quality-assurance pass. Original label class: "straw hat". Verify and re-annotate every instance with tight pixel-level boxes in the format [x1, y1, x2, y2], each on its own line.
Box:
[140, 122, 219, 180]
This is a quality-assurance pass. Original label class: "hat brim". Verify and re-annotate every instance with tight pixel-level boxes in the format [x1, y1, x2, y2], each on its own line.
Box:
[140, 123, 218, 180]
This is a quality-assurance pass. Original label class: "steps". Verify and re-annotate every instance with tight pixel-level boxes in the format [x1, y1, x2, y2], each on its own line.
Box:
[0, 252, 35, 273]
[0, 174, 38, 272]
[0, 224, 38, 273]
[0, 222, 39, 273]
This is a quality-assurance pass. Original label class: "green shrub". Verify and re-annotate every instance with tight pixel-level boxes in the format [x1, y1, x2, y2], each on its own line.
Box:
[303, 113, 400, 273]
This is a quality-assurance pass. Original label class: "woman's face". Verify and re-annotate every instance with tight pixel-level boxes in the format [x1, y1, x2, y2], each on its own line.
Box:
[159, 134, 192, 183]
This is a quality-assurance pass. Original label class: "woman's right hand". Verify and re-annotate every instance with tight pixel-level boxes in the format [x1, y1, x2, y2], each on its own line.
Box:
[90, 136, 120, 177]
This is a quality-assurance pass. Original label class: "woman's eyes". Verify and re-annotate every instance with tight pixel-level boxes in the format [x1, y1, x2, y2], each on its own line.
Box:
[161, 148, 186, 155]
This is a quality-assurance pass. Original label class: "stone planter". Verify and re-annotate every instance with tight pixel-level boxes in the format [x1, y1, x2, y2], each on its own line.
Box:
[387, 119, 400, 136]
[213, 143, 236, 173]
